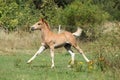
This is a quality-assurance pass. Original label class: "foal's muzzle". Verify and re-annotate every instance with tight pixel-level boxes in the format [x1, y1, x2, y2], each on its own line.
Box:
[30, 27, 35, 31]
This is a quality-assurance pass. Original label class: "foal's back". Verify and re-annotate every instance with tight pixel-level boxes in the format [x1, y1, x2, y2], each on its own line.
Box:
[50, 31, 77, 47]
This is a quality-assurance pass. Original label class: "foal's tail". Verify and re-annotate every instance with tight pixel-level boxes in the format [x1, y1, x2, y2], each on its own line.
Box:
[72, 27, 82, 37]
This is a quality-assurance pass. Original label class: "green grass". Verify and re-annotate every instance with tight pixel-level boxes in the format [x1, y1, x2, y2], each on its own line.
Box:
[0, 51, 119, 80]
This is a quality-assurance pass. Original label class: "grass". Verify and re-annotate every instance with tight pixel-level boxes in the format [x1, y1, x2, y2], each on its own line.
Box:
[0, 51, 119, 80]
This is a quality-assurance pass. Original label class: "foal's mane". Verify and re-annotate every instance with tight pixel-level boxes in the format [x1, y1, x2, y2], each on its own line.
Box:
[44, 20, 51, 30]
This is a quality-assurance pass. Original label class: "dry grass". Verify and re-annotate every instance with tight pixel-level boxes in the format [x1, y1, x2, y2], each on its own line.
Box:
[0, 30, 42, 54]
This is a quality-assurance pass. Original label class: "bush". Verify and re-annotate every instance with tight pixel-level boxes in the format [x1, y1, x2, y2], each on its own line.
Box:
[0, 0, 117, 42]
[40, 0, 63, 27]
[59, 0, 110, 40]
[92, 0, 120, 21]
[0, 0, 42, 31]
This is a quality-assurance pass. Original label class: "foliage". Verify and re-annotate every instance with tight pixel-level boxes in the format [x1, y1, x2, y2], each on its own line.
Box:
[61, 0, 109, 26]
[59, 0, 110, 40]
[0, 0, 119, 41]
[92, 0, 120, 21]
[0, 0, 42, 31]
[39, 0, 63, 26]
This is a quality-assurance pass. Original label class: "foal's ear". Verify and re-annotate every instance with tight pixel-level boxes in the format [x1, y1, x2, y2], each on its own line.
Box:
[41, 18, 44, 22]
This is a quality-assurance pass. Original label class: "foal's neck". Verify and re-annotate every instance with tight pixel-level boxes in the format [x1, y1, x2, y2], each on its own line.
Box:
[41, 25, 52, 41]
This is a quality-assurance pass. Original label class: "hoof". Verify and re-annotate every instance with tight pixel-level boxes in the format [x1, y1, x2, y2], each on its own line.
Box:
[27, 60, 32, 64]
[87, 60, 94, 65]
[51, 65, 55, 69]
[67, 64, 74, 68]
[67, 65, 71, 68]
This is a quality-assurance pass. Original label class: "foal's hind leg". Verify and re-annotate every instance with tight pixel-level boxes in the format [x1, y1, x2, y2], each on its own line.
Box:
[64, 44, 75, 67]
[73, 45, 90, 62]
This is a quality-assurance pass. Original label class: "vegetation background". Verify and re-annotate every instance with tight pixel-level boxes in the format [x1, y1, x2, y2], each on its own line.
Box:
[0, 0, 120, 80]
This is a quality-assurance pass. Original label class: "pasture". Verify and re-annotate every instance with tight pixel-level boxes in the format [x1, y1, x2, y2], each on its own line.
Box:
[0, 29, 120, 80]
[0, 52, 118, 80]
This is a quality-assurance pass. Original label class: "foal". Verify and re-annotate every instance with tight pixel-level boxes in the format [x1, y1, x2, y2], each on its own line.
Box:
[27, 18, 90, 68]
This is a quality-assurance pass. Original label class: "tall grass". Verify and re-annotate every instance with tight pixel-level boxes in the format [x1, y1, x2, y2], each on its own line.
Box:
[0, 30, 42, 54]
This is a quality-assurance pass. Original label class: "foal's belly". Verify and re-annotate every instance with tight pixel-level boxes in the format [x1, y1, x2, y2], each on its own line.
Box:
[54, 43, 65, 48]
[54, 42, 70, 48]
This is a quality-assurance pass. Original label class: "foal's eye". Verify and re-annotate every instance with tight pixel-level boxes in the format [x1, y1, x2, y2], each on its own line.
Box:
[38, 23, 41, 25]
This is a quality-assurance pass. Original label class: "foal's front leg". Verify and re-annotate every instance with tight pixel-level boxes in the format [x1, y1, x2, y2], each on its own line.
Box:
[27, 46, 46, 64]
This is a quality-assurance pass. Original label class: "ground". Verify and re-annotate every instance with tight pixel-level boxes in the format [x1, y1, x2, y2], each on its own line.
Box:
[0, 50, 119, 80]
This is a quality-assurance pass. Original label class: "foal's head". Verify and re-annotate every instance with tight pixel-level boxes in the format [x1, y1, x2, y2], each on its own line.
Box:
[31, 18, 50, 31]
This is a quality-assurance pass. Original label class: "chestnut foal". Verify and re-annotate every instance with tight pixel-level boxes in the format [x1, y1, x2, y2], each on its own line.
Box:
[27, 19, 90, 68]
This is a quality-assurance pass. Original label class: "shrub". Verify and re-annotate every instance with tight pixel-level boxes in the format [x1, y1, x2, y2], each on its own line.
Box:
[61, 0, 109, 26]
[59, 0, 110, 40]
[0, 0, 42, 31]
